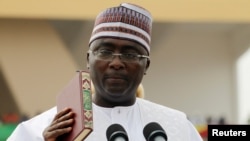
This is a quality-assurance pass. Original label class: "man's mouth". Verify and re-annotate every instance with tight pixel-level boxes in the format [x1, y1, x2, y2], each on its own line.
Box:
[106, 77, 125, 83]
[104, 74, 128, 84]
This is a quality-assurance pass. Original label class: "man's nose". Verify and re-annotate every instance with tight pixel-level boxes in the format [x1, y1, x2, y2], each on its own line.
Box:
[109, 55, 125, 69]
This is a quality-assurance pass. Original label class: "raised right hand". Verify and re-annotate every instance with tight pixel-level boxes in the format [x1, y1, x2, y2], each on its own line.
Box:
[43, 108, 74, 141]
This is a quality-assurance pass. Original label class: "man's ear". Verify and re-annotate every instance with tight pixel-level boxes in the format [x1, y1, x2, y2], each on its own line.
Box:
[87, 52, 90, 69]
[144, 59, 150, 75]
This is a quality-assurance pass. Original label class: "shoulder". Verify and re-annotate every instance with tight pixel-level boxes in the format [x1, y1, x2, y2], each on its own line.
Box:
[18, 106, 57, 129]
[7, 107, 57, 141]
[25, 106, 57, 125]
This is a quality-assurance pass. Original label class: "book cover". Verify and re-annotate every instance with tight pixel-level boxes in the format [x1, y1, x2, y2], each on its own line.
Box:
[56, 70, 93, 141]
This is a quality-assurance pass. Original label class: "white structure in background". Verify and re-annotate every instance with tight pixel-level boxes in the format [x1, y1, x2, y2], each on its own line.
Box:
[237, 47, 250, 124]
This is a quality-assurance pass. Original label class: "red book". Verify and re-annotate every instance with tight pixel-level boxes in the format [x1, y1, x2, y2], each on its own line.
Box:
[56, 70, 93, 141]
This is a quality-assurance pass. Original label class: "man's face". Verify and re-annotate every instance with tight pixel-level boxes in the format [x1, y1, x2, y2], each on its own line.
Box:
[87, 38, 150, 106]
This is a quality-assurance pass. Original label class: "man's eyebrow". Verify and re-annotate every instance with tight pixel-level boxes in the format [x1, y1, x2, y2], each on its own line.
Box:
[122, 45, 137, 49]
[97, 42, 115, 48]
[96, 41, 140, 52]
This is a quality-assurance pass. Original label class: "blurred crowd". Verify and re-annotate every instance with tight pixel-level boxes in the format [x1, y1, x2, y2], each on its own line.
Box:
[0, 112, 29, 141]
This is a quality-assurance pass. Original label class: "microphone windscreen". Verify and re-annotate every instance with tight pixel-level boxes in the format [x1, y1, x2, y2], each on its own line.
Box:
[143, 122, 167, 141]
[106, 124, 128, 141]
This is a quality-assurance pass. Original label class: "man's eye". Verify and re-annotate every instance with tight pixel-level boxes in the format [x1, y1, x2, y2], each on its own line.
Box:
[99, 50, 112, 55]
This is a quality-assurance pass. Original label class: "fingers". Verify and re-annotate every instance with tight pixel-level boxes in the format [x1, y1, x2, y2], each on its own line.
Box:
[43, 108, 74, 141]
[49, 111, 74, 131]
[51, 108, 74, 127]
[52, 108, 72, 123]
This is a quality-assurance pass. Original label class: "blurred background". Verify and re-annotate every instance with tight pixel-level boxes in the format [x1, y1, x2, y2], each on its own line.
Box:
[1, 0, 250, 140]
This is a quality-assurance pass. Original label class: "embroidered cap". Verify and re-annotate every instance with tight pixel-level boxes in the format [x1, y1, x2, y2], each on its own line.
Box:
[89, 3, 152, 54]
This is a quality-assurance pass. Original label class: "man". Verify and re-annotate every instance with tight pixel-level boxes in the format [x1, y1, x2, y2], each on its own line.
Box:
[8, 3, 203, 141]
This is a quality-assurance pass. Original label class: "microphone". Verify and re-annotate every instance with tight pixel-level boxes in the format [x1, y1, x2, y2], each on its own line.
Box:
[143, 122, 167, 141]
[106, 124, 129, 141]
